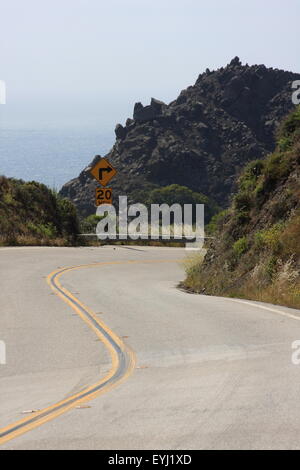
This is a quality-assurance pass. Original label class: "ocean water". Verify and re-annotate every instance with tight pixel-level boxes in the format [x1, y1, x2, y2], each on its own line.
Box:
[0, 127, 115, 190]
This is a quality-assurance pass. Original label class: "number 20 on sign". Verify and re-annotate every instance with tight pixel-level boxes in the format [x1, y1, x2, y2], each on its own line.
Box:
[95, 187, 113, 206]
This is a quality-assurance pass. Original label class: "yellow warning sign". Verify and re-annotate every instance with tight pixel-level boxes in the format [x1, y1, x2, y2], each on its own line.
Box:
[90, 157, 117, 187]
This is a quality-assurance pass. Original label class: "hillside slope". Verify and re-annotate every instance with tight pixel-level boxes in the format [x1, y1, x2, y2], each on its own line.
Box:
[60, 58, 300, 216]
[184, 107, 300, 309]
[0, 177, 79, 245]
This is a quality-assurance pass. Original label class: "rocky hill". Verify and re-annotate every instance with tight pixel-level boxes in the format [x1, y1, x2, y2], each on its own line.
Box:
[60, 58, 300, 216]
[183, 107, 300, 309]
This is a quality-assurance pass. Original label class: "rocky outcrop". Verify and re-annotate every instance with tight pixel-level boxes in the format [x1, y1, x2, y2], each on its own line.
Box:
[115, 123, 127, 140]
[133, 98, 166, 122]
[60, 58, 300, 216]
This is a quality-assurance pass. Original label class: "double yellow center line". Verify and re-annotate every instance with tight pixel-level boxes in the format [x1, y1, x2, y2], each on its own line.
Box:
[0, 258, 180, 446]
[0, 260, 138, 445]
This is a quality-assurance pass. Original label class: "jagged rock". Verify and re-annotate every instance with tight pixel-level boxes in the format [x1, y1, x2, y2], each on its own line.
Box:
[60, 60, 300, 217]
[126, 118, 134, 127]
[133, 98, 165, 122]
[230, 56, 242, 67]
[150, 98, 166, 112]
[115, 123, 126, 140]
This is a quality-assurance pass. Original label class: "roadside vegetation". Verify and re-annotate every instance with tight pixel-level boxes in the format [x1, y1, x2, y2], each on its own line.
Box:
[79, 211, 185, 247]
[183, 107, 300, 309]
[0, 179, 217, 248]
[0, 177, 79, 246]
[78, 184, 219, 246]
[131, 184, 219, 224]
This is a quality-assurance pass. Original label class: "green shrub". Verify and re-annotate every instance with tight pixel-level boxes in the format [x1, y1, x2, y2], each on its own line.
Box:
[26, 222, 57, 238]
[233, 236, 248, 257]
[278, 137, 292, 152]
[239, 160, 264, 192]
[264, 152, 290, 184]
[206, 209, 230, 235]
[233, 210, 250, 226]
[0, 177, 79, 245]
[133, 184, 219, 224]
[254, 223, 284, 252]
[279, 106, 300, 139]
[265, 256, 278, 280]
[234, 191, 253, 212]
[56, 196, 79, 241]
[80, 214, 103, 233]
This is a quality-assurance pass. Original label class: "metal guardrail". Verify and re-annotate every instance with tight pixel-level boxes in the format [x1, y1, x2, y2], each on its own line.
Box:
[78, 233, 215, 242]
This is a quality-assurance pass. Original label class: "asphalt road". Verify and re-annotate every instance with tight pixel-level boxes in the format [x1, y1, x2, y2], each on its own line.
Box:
[1, 246, 300, 449]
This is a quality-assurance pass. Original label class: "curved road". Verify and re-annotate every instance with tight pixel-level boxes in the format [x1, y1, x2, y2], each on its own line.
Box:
[0, 246, 300, 449]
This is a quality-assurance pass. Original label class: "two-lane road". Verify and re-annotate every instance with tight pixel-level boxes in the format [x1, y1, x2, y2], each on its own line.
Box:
[1, 246, 300, 449]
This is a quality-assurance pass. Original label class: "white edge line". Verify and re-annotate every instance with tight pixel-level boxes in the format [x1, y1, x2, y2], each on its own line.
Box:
[222, 297, 300, 321]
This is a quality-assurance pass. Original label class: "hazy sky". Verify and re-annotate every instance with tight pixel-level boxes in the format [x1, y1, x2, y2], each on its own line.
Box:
[1, 0, 299, 129]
